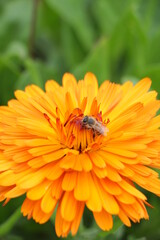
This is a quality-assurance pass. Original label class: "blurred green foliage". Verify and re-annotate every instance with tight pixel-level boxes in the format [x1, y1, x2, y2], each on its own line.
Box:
[0, 0, 160, 239]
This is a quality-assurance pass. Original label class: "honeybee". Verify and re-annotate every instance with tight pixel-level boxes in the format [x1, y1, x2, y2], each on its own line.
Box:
[81, 115, 109, 136]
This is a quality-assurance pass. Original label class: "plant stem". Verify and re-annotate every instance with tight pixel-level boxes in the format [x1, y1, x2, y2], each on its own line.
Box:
[28, 0, 40, 58]
[0, 206, 22, 236]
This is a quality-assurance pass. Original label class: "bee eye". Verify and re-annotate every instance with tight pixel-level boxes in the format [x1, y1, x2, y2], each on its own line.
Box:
[83, 116, 88, 123]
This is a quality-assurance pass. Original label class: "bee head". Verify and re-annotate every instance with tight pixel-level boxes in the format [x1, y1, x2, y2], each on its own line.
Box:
[82, 115, 88, 125]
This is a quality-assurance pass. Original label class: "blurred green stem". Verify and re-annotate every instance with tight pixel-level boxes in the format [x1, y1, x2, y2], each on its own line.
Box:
[29, 0, 40, 58]
[0, 206, 22, 236]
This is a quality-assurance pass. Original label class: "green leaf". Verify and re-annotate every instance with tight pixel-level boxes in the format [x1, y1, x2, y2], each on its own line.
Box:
[92, 0, 134, 36]
[14, 71, 34, 91]
[79, 228, 99, 240]
[60, 22, 85, 69]
[15, 59, 43, 90]
[3, 234, 23, 240]
[15, 59, 44, 91]
[25, 59, 43, 87]
[147, 30, 160, 65]
[46, 0, 95, 51]
[0, 56, 20, 104]
[0, 0, 32, 52]
[5, 41, 27, 60]
[109, 9, 147, 81]
[136, 0, 160, 35]
[38, 0, 61, 42]
[72, 38, 110, 84]
[15, 59, 61, 91]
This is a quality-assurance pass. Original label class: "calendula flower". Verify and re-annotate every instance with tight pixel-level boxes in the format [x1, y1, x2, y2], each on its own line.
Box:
[0, 72, 160, 237]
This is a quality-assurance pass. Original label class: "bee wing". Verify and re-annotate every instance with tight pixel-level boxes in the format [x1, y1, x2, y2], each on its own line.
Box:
[101, 125, 109, 136]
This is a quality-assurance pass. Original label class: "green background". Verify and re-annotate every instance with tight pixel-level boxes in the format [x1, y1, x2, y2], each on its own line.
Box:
[0, 0, 160, 239]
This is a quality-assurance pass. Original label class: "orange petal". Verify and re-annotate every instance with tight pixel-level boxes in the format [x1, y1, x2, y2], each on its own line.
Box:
[148, 115, 160, 130]
[43, 149, 68, 163]
[118, 208, 131, 227]
[84, 72, 98, 97]
[78, 153, 92, 171]
[62, 172, 77, 191]
[17, 168, 47, 189]
[27, 180, 51, 200]
[133, 78, 151, 96]
[71, 202, 85, 235]
[41, 187, 57, 213]
[28, 156, 47, 168]
[62, 73, 77, 90]
[72, 155, 83, 171]
[102, 147, 137, 159]
[92, 165, 108, 178]
[101, 178, 122, 195]
[86, 173, 102, 212]
[46, 163, 64, 181]
[45, 80, 60, 92]
[21, 198, 35, 217]
[55, 204, 70, 237]
[93, 175, 119, 214]
[65, 92, 78, 113]
[28, 145, 61, 156]
[93, 208, 113, 231]
[98, 150, 125, 169]
[17, 118, 56, 138]
[116, 190, 136, 204]
[62, 221, 71, 237]
[83, 73, 98, 113]
[97, 80, 122, 116]
[119, 166, 135, 177]
[139, 177, 160, 195]
[88, 151, 106, 168]
[74, 172, 90, 201]
[0, 160, 15, 171]
[118, 179, 146, 200]
[60, 154, 76, 170]
[32, 200, 53, 224]
[0, 170, 16, 186]
[61, 191, 78, 221]
[26, 138, 59, 147]
[106, 165, 122, 182]
[51, 176, 63, 200]
[5, 186, 26, 198]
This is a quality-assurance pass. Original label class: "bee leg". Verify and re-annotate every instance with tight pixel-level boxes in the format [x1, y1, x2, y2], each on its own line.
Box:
[79, 143, 82, 153]
[93, 129, 96, 139]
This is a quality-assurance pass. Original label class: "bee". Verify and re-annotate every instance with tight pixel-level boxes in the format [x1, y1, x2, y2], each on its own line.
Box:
[81, 115, 109, 136]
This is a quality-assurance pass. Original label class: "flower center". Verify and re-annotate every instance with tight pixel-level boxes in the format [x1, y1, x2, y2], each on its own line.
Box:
[62, 108, 109, 152]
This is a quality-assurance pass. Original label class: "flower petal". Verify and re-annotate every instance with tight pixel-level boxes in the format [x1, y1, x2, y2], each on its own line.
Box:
[118, 179, 146, 200]
[41, 187, 57, 213]
[86, 173, 102, 212]
[93, 175, 119, 214]
[71, 202, 85, 235]
[27, 180, 51, 200]
[74, 172, 90, 201]
[62, 172, 77, 191]
[61, 191, 78, 221]
[93, 209, 113, 231]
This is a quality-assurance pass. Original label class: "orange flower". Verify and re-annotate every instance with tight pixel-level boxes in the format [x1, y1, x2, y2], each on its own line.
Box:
[0, 73, 160, 237]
